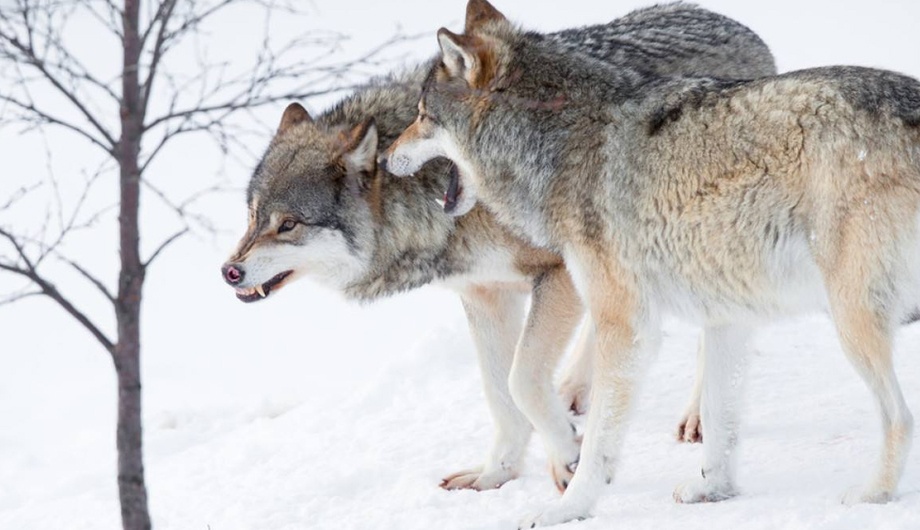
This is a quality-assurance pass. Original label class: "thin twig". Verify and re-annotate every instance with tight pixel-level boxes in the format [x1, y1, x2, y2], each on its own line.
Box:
[143, 227, 188, 268]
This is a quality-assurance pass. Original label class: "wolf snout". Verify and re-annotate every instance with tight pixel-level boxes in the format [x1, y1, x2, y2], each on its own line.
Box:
[378, 152, 413, 177]
[221, 263, 244, 285]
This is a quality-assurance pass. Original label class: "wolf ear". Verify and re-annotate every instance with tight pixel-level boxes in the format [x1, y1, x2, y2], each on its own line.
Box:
[341, 118, 378, 175]
[278, 103, 312, 134]
[465, 0, 506, 33]
[437, 28, 483, 86]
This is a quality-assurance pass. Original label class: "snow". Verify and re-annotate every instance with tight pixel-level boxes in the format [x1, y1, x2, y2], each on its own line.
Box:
[2, 1, 920, 529]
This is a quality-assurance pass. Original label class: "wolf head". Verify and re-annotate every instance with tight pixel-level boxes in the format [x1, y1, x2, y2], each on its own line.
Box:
[382, 0, 516, 217]
[221, 103, 379, 302]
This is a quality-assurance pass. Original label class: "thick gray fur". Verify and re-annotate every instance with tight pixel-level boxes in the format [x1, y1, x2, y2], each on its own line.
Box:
[409, 11, 920, 520]
[246, 2, 776, 302]
[231, 1, 779, 495]
[546, 2, 774, 80]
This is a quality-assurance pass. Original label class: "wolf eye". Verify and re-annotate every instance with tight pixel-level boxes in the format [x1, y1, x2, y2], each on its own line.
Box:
[278, 219, 297, 234]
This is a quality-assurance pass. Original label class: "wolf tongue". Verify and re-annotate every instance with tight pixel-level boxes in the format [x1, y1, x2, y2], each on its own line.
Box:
[444, 164, 461, 214]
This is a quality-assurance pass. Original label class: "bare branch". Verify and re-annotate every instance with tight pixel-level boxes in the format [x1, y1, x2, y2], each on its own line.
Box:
[143, 227, 188, 268]
[0, 226, 114, 354]
[0, 94, 115, 155]
[140, 178, 218, 233]
[0, 15, 118, 147]
[64, 257, 115, 302]
[0, 182, 42, 212]
[139, 0, 177, 120]
[0, 261, 115, 353]
[142, 86, 360, 133]
[0, 223, 36, 272]
[0, 289, 42, 307]
[142, 25, 425, 134]
[79, 0, 125, 40]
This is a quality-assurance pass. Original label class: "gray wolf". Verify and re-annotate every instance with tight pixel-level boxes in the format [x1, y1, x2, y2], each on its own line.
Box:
[221, 0, 776, 492]
[382, 0, 920, 525]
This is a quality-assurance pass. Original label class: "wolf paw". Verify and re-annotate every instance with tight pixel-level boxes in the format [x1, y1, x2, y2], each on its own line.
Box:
[676, 412, 702, 443]
[841, 486, 893, 505]
[518, 502, 589, 529]
[439, 466, 517, 491]
[549, 454, 580, 493]
[558, 377, 590, 416]
[673, 478, 736, 504]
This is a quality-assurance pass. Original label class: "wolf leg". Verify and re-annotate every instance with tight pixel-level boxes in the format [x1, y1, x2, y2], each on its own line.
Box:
[673, 324, 751, 503]
[557, 320, 593, 416]
[563, 320, 707, 442]
[508, 265, 584, 492]
[521, 250, 660, 527]
[451, 286, 531, 491]
[676, 333, 706, 443]
[826, 279, 913, 504]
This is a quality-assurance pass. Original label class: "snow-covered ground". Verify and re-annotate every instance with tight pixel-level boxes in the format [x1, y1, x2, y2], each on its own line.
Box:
[2, 1, 920, 529]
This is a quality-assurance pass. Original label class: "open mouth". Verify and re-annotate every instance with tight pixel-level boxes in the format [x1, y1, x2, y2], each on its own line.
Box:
[235, 270, 293, 303]
[437, 163, 463, 214]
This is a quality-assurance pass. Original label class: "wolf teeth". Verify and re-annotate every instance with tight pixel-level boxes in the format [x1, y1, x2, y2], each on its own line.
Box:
[435, 198, 446, 208]
[255, 284, 267, 298]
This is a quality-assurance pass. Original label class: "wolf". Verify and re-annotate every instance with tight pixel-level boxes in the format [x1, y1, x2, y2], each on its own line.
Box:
[221, 1, 776, 492]
[382, 0, 920, 525]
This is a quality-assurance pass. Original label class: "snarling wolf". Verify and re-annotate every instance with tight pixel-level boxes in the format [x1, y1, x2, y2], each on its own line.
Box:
[222, 1, 775, 492]
[383, 0, 920, 525]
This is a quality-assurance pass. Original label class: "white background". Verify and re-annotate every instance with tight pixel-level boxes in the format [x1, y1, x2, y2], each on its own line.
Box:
[1, 1, 919, 529]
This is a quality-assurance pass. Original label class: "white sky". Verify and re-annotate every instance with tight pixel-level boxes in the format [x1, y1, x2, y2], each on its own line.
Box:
[1, 0, 919, 514]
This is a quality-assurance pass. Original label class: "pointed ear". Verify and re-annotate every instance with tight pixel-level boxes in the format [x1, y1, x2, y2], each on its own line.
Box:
[437, 28, 481, 86]
[465, 0, 506, 33]
[340, 118, 378, 175]
[278, 103, 312, 134]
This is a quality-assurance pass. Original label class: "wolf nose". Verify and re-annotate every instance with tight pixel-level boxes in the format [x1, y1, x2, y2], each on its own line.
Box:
[222, 263, 244, 285]
[378, 154, 389, 173]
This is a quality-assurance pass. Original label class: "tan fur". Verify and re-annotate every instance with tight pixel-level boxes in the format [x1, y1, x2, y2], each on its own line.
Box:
[387, 117, 428, 154]
[465, 0, 506, 33]
[387, 7, 920, 514]
[507, 264, 583, 491]
[278, 102, 312, 134]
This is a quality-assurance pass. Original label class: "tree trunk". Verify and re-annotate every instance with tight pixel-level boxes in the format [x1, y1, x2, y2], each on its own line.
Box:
[114, 334, 149, 530]
[115, 1, 151, 529]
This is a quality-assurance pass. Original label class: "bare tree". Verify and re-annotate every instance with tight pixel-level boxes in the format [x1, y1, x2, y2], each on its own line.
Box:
[0, 1, 413, 528]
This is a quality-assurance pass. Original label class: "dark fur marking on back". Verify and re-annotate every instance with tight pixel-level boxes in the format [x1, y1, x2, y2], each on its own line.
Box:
[647, 104, 683, 136]
[823, 66, 920, 128]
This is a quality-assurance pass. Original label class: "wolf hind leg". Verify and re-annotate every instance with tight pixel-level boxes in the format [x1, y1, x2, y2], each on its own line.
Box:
[557, 320, 593, 416]
[673, 323, 752, 503]
[508, 265, 584, 493]
[826, 270, 914, 504]
[453, 286, 532, 491]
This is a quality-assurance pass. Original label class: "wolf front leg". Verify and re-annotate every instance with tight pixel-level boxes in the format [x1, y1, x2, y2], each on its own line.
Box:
[673, 324, 752, 503]
[677, 334, 706, 443]
[450, 285, 532, 491]
[508, 265, 585, 492]
[521, 251, 661, 527]
[564, 320, 708, 444]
